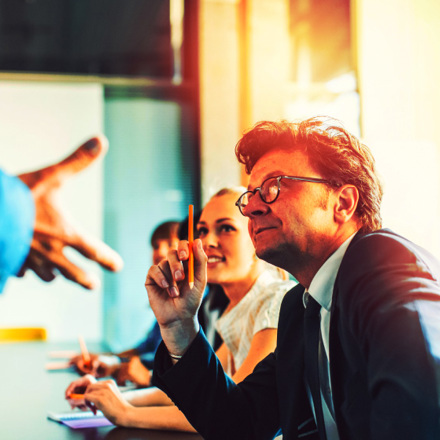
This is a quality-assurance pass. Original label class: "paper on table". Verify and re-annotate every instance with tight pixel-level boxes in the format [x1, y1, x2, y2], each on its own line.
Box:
[45, 361, 74, 371]
[62, 417, 113, 429]
[48, 410, 114, 428]
[61, 416, 113, 429]
[48, 409, 104, 422]
[48, 350, 78, 359]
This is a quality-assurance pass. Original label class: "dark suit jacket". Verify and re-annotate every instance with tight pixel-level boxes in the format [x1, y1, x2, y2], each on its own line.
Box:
[153, 229, 440, 439]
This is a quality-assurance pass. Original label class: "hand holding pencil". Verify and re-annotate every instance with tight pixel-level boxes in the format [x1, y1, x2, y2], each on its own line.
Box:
[78, 336, 91, 370]
[65, 374, 97, 412]
[144, 205, 207, 356]
[71, 335, 99, 375]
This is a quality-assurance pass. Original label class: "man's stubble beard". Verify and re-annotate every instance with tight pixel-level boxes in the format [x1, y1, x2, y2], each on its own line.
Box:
[256, 240, 306, 277]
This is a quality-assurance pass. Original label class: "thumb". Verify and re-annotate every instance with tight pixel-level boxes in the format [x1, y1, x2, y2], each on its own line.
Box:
[36, 135, 109, 187]
[193, 239, 207, 289]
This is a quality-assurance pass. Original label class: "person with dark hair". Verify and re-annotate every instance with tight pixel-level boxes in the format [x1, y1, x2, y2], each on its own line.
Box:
[150, 221, 180, 265]
[144, 117, 439, 439]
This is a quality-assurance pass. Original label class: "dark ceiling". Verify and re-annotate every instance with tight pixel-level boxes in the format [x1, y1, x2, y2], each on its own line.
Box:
[0, 0, 174, 77]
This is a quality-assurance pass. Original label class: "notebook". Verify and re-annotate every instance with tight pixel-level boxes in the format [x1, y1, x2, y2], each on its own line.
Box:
[47, 410, 114, 429]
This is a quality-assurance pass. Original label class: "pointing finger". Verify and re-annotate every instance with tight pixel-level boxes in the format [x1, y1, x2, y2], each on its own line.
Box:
[35, 135, 109, 188]
[71, 231, 123, 273]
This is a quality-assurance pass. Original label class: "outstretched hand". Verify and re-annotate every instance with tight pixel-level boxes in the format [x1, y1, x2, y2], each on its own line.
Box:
[17, 136, 123, 289]
[144, 238, 207, 355]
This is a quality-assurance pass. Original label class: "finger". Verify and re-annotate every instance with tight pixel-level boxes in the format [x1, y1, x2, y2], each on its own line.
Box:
[65, 381, 80, 397]
[31, 239, 100, 290]
[73, 385, 88, 394]
[70, 230, 123, 272]
[85, 399, 97, 415]
[145, 263, 172, 290]
[65, 382, 87, 399]
[25, 253, 56, 282]
[86, 381, 116, 400]
[177, 240, 190, 261]
[65, 383, 77, 398]
[66, 375, 94, 393]
[29, 136, 108, 189]
[166, 248, 185, 283]
[157, 259, 180, 298]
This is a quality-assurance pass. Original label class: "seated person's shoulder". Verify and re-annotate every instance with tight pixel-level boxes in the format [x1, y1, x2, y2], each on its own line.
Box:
[344, 229, 440, 272]
[337, 229, 440, 308]
[249, 277, 298, 325]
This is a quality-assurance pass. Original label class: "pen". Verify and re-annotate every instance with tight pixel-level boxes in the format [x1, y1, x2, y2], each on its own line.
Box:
[188, 204, 194, 289]
[78, 335, 91, 369]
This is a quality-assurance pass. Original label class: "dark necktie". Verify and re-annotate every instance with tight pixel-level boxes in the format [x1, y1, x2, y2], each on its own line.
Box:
[304, 293, 327, 440]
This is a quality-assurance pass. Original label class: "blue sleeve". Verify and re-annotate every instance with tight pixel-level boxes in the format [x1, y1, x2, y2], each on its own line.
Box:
[0, 170, 35, 292]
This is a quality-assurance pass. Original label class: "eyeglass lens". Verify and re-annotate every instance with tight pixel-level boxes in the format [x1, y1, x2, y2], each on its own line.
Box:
[238, 177, 279, 211]
[262, 177, 279, 203]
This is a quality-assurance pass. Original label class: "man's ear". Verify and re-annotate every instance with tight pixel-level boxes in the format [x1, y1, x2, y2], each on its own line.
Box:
[334, 185, 359, 224]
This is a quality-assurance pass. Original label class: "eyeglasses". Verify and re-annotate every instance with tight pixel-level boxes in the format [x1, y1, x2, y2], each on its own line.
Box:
[235, 175, 339, 215]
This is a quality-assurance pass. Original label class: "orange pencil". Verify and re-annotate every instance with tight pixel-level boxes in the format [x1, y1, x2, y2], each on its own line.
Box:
[67, 393, 85, 400]
[78, 335, 91, 369]
[188, 204, 194, 289]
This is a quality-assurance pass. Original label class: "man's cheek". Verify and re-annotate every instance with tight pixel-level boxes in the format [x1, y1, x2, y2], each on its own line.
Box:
[248, 223, 256, 246]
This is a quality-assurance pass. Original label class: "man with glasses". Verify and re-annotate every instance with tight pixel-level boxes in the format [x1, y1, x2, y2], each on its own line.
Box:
[145, 117, 440, 440]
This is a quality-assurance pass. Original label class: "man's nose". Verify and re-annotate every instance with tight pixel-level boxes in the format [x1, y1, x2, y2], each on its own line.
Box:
[242, 193, 269, 218]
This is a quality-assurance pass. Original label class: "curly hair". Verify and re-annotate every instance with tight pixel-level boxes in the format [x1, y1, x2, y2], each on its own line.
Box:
[235, 117, 383, 233]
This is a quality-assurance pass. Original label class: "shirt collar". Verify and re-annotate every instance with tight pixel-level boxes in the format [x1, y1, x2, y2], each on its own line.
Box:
[305, 233, 356, 311]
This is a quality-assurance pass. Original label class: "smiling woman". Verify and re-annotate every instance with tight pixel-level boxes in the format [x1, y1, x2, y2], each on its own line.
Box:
[65, 186, 296, 432]
[196, 187, 294, 379]
[198, 187, 262, 291]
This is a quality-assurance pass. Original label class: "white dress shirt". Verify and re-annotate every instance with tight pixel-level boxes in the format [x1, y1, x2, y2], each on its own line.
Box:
[304, 233, 356, 440]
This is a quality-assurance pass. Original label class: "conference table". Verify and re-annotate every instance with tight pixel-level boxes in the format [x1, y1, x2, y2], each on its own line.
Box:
[0, 341, 202, 440]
